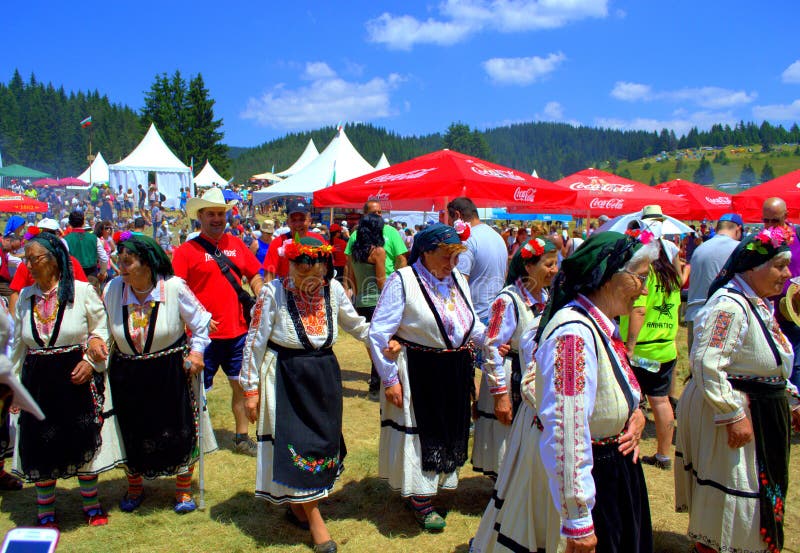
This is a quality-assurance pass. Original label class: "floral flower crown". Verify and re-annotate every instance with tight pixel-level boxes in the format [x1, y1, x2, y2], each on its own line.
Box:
[278, 238, 334, 261]
[746, 225, 795, 254]
[113, 230, 133, 244]
[23, 226, 41, 240]
[624, 228, 655, 245]
[452, 219, 471, 241]
[520, 237, 546, 259]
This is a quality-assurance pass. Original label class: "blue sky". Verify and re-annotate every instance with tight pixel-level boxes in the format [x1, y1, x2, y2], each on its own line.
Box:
[4, 1, 800, 147]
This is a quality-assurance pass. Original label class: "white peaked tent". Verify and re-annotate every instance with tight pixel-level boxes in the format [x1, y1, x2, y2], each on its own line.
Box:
[194, 160, 229, 189]
[109, 123, 191, 209]
[374, 153, 390, 170]
[77, 152, 109, 184]
[253, 127, 374, 204]
[276, 138, 319, 178]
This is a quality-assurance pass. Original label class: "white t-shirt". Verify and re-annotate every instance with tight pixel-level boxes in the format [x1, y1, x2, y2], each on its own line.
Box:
[456, 222, 508, 321]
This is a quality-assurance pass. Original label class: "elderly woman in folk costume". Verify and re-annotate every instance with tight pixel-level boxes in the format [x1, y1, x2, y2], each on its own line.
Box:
[675, 226, 800, 553]
[241, 235, 378, 553]
[472, 237, 558, 478]
[368, 222, 485, 532]
[471, 231, 658, 553]
[11, 231, 124, 528]
[104, 232, 216, 515]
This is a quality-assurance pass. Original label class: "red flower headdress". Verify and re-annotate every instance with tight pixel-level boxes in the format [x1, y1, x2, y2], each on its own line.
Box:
[453, 219, 471, 241]
[520, 237, 545, 259]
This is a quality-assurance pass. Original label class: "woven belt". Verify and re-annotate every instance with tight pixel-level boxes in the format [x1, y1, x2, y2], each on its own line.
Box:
[394, 336, 471, 354]
[27, 344, 84, 356]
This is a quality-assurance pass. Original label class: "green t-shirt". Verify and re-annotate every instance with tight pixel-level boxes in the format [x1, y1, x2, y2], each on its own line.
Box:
[345, 225, 407, 275]
[619, 268, 680, 364]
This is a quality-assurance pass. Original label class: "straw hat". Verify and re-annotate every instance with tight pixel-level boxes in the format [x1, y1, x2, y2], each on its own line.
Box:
[186, 188, 231, 220]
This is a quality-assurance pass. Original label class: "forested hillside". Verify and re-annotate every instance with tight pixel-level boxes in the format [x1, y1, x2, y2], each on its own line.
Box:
[0, 70, 142, 176]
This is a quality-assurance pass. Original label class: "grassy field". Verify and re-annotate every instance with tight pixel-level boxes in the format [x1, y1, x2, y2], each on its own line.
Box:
[0, 328, 798, 553]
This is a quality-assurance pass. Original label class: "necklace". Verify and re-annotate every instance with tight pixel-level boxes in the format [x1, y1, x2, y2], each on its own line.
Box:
[131, 301, 156, 329]
[33, 286, 59, 324]
[131, 283, 154, 295]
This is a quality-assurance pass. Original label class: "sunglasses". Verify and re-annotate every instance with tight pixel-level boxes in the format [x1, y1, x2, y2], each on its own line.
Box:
[762, 218, 783, 225]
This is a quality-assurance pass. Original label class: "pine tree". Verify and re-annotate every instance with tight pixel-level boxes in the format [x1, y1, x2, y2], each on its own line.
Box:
[739, 163, 757, 185]
[693, 157, 714, 185]
[186, 73, 229, 175]
[760, 161, 775, 183]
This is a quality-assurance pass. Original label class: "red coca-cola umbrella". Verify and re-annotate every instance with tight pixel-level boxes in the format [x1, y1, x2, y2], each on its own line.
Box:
[0, 192, 48, 213]
[546, 168, 689, 217]
[732, 169, 800, 223]
[654, 179, 733, 221]
[313, 149, 576, 212]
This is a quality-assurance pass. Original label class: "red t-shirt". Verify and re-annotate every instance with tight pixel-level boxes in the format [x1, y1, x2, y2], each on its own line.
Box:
[10, 256, 88, 292]
[172, 233, 262, 339]
[332, 237, 347, 267]
[261, 233, 329, 279]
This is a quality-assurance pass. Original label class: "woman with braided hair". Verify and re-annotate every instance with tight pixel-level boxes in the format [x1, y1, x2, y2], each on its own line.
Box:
[104, 231, 216, 515]
[472, 236, 558, 479]
[11, 231, 124, 528]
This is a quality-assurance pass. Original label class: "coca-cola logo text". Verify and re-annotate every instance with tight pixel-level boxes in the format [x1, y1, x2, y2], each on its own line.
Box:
[368, 192, 390, 202]
[513, 187, 536, 202]
[569, 179, 635, 193]
[704, 196, 731, 205]
[470, 163, 525, 181]
[589, 198, 624, 210]
[365, 168, 438, 184]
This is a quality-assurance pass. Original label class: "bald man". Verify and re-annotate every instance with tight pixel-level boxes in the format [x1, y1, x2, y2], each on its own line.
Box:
[763, 197, 800, 388]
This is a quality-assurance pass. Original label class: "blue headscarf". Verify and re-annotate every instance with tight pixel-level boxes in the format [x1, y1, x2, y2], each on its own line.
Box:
[408, 223, 462, 265]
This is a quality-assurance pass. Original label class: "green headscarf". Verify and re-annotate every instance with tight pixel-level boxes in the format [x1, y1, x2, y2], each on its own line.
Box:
[536, 231, 642, 340]
[29, 232, 75, 305]
[506, 237, 557, 285]
[707, 226, 794, 299]
[408, 223, 462, 265]
[116, 233, 173, 285]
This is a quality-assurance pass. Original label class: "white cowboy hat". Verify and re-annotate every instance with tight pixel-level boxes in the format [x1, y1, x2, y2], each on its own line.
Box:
[186, 187, 231, 220]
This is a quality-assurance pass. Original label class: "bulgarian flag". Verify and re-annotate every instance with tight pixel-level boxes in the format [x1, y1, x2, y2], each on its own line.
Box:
[80, 116, 92, 128]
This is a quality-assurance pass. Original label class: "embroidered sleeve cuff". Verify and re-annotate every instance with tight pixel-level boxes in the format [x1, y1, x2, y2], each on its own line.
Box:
[243, 389, 259, 398]
[383, 376, 400, 388]
[561, 516, 594, 539]
[714, 407, 745, 426]
[489, 385, 507, 395]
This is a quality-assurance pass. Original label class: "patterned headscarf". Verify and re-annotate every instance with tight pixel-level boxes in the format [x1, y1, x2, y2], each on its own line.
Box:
[408, 223, 463, 265]
[536, 231, 643, 340]
[506, 237, 557, 285]
[115, 232, 174, 284]
[29, 232, 75, 304]
[707, 226, 794, 299]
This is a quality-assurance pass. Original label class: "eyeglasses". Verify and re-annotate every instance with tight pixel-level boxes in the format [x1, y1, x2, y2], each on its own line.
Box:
[25, 253, 51, 266]
[622, 269, 647, 288]
[762, 217, 783, 226]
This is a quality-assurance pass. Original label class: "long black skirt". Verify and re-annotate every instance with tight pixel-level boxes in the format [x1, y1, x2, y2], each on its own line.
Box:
[109, 347, 197, 478]
[591, 443, 653, 553]
[270, 342, 346, 491]
[19, 348, 104, 482]
[406, 346, 473, 474]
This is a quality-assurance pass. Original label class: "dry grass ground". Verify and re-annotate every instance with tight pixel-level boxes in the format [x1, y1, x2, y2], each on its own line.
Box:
[0, 329, 797, 552]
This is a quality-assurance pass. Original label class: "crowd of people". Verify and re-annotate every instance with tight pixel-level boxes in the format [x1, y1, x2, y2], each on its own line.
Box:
[0, 183, 798, 553]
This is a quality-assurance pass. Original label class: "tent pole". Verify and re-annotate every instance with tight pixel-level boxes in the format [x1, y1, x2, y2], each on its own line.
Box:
[329, 207, 334, 226]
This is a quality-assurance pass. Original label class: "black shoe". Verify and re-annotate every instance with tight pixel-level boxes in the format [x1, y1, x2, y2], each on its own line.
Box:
[641, 455, 672, 470]
[313, 540, 337, 553]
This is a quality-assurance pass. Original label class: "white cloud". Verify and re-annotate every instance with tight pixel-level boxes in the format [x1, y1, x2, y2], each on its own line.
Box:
[753, 99, 800, 121]
[543, 101, 563, 119]
[242, 64, 404, 129]
[366, 0, 608, 50]
[611, 81, 756, 108]
[482, 52, 565, 85]
[611, 81, 653, 101]
[781, 60, 800, 83]
[594, 110, 737, 135]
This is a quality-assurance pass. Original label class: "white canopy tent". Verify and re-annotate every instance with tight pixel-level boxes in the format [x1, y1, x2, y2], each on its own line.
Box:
[374, 152, 390, 170]
[276, 138, 319, 178]
[194, 160, 230, 189]
[253, 127, 374, 204]
[109, 123, 191, 209]
[77, 151, 109, 184]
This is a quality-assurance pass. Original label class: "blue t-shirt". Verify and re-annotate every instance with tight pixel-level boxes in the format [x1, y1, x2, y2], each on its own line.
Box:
[456, 222, 508, 320]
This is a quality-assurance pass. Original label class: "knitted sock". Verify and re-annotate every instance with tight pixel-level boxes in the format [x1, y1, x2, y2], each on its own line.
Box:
[35, 480, 57, 521]
[409, 495, 434, 515]
[175, 466, 194, 501]
[126, 473, 144, 498]
[78, 475, 101, 514]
